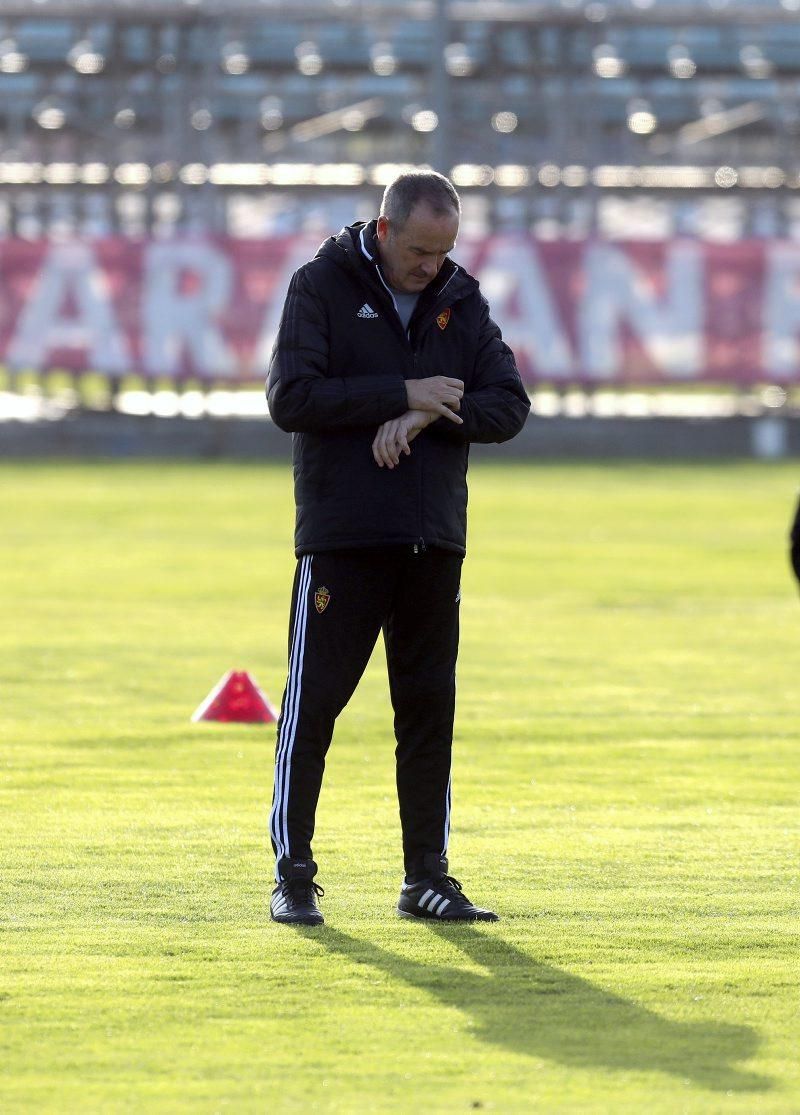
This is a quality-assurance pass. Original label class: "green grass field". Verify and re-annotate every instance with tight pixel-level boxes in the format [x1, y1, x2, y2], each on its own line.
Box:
[2, 459, 799, 1113]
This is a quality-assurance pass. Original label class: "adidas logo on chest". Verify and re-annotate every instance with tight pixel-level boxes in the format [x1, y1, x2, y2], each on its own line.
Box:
[357, 303, 379, 319]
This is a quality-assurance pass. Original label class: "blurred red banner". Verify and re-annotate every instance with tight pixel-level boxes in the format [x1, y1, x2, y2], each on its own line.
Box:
[1, 235, 798, 385]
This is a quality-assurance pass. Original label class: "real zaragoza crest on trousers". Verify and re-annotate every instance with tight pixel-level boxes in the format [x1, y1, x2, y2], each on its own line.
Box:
[314, 586, 331, 613]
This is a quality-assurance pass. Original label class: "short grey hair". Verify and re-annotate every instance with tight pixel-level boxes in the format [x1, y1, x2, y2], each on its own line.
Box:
[380, 171, 461, 228]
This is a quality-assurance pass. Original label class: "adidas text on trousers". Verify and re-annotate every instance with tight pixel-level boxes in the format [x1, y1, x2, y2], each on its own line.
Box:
[269, 546, 462, 877]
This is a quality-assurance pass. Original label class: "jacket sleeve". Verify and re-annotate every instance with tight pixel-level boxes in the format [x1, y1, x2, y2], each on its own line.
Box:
[428, 295, 530, 444]
[266, 265, 409, 433]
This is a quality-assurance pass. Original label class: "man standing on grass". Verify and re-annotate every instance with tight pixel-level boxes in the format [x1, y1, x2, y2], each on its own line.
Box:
[266, 171, 530, 926]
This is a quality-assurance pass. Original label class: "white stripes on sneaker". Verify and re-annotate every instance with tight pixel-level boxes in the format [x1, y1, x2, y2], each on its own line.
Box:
[269, 555, 313, 864]
[417, 888, 451, 916]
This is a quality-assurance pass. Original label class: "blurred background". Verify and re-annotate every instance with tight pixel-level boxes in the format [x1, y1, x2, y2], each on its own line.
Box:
[1, 0, 800, 457]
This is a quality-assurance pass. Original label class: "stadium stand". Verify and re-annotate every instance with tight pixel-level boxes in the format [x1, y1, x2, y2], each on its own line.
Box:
[0, 0, 799, 240]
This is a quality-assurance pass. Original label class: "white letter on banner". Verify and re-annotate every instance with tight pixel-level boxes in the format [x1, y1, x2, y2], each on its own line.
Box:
[143, 241, 235, 377]
[254, 236, 323, 369]
[579, 241, 702, 379]
[7, 242, 129, 371]
[475, 236, 574, 377]
[762, 243, 800, 380]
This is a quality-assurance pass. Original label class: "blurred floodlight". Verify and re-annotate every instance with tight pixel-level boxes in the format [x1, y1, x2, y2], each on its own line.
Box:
[115, 163, 151, 186]
[114, 108, 136, 129]
[444, 43, 474, 77]
[538, 163, 560, 187]
[43, 162, 80, 184]
[156, 53, 177, 74]
[178, 391, 206, 419]
[0, 162, 44, 184]
[296, 41, 323, 76]
[152, 391, 181, 419]
[562, 164, 588, 187]
[667, 46, 696, 79]
[0, 39, 27, 73]
[762, 386, 788, 407]
[592, 165, 639, 187]
[179, 163, 209, 184]
[492, 111, 518, 134]
[451, 164, 494, 187]
[370, 42, 397, 76]
[313, 164, 365, 185]
[222, 42, 249, 75]
[68, 40, 104, 74]
[739, 45, 773, 79]
[494, 164, 530, 188]
[153, 161, 176, 183]
[82, 162, 110, 184]
[738, 165, 786, 188]
[260, 97, 283, 131]
[369, 163, 423, 185]
[638, 166, 713, 187]
[627, 109, 658, 135]
[591, 165, 717, 188]
[584, 3, 608, 21]
[593, 44, 626, 78]
[153, 194, 181, 221]
[342, 109, 367, 132]
[191, 108, 213, 131]
[34, 102, 66, 130]
[411, 110, 438, 133]
[210, 163, 270, 186]
[271, 163, 316, 185]
[714, 165, 738, 188]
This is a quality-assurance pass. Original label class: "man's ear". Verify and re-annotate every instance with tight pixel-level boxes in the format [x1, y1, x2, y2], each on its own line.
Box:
[376, 215, 390, 243]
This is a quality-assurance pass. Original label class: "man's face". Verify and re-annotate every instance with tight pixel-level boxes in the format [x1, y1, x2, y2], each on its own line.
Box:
[376, 203, 459, 294]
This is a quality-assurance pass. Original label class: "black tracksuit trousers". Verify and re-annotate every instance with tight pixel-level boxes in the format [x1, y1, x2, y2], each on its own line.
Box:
[268, 545, 462, 878]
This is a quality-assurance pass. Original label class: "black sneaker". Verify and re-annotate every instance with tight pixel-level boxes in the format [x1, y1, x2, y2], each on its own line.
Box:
[397, 855, 499, 922]
[270, 857, 324, 926]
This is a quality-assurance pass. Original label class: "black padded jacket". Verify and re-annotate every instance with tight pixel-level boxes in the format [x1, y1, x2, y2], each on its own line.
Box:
[266, 220, 531, 556]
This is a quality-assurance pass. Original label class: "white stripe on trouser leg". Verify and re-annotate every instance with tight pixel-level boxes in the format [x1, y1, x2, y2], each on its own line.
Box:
[275, 554, 312, 859]
[442, 770, 452, 856]
[280, 556, 314, 857]
[269, 555, 312, 863]
[269, 556, 306, 858]
[271, 555, 311, 861]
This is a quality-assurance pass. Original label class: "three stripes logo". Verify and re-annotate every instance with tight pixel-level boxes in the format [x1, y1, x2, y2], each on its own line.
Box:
[357, 303, 379, 319]
[417, 888, 451, 916]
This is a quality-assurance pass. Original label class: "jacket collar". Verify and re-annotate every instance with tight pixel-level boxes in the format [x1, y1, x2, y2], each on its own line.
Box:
[355, 219, 465, 304]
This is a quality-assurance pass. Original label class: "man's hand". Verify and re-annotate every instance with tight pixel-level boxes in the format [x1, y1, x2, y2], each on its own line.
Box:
[372, 409, 435, 469]
[405, 377, 464, 424]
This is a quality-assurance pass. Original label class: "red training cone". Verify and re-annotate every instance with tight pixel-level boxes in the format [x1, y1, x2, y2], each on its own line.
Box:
[192, 670, 279, 724]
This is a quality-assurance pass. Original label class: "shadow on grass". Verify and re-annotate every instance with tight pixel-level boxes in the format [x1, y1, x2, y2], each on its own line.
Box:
[310, 925, 769, 1094]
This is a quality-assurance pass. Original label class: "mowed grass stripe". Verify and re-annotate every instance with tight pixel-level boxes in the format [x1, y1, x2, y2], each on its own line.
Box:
[1, 460, 798, 1113]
